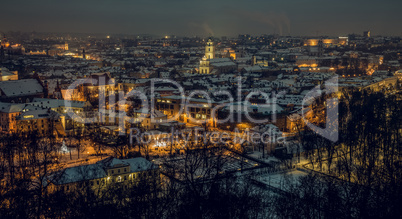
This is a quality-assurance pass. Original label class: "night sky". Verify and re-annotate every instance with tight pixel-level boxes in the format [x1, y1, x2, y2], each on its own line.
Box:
[1, 0, 402, 37]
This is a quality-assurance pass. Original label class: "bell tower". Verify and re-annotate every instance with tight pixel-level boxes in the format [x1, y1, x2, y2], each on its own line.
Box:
[205, 38, 215, 60]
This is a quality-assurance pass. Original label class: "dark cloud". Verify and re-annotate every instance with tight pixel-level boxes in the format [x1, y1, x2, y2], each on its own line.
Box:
[0, 0, 401, 36]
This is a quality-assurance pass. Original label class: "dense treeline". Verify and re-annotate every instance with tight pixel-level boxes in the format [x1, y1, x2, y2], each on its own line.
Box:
[0, 135, 271, 218]
[285, 88, 402, 218]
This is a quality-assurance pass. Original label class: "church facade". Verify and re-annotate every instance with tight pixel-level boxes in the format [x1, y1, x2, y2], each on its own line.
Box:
[199, 38, 237, 74]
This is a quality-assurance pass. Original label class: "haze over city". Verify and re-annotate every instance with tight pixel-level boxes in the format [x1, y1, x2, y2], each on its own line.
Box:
[1, 0, 402, 36]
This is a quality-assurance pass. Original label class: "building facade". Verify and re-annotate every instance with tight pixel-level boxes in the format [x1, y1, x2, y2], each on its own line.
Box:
[46, 157, 159, 195]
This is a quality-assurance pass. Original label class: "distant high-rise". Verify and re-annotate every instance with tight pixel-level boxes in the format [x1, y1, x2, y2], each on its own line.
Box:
[364, 31, 371, 38]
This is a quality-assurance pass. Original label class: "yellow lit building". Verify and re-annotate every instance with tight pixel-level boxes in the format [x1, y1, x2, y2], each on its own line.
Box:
[253, 56, 269, 67]
[46, 157, 159, 195]
[0, 103, 25, 133]
[155, 95, 224, 127]
[27, 98, 91, 135]
[131, 108, 168, 130]
[304, 37, 348, 47]
[199, 57, 211, 74]
[0, 67, 18, 81]
[224, 48, 236, 60]
[296, 56, 318, 68]
[16, 108, 65, 137]
[364, 76, 400, 92]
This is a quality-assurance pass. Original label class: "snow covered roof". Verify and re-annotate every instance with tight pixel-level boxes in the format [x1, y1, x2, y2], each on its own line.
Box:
[0, 102, 26, 113]
[29, 98, 87, 109]
[47, 157, 157, 185]
[0, 67, 17, 76]
[211, 61, 236, 67]
[17, 108, 60, 120]
[250, 124, 282, 136]
[223, 102, 284, 114]
[209, 58, 233, 63]
[0, 79, 44, 97]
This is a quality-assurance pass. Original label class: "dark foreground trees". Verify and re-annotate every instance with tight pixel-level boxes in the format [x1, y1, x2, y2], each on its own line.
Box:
[286, 88, 402, 218]
[274, 172, 402, 219]
[0, 137, 271, 218]
[162, 146, 270, 218]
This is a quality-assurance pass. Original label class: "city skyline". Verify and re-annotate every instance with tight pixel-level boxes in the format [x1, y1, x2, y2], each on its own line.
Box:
[0, 1, 401, 218]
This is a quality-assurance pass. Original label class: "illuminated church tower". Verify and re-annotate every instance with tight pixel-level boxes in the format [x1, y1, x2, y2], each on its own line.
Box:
[205, 38, 215, 59]
[199, 38, 215, 74]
